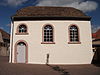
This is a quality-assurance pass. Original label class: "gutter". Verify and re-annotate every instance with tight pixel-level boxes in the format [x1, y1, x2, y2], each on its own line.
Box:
[10, 17, 14, 63]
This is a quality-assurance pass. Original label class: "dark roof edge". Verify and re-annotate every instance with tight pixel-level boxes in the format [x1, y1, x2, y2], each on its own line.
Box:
[93, 44, 100, 47]
[11, 16, 91, 21]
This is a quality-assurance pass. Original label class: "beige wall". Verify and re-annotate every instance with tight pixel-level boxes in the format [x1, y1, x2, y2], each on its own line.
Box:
[0, 32, 3, 42]
[10, 20, 93, 64]
[0, 47, 9, 56]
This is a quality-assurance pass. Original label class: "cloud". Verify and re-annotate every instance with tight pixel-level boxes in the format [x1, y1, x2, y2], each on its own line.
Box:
[36, 0, 98, 12]
[0, 0, 28, 6]
[92, 25, 100, 33]
[36, 0, 83, 6]
[65, 1, 98, 12]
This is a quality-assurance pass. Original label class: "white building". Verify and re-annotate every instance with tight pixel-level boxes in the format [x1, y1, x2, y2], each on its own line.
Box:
[9, 6, 93, 64]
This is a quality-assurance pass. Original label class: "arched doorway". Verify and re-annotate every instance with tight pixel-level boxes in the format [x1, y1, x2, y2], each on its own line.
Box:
[15, 41, 28, 63]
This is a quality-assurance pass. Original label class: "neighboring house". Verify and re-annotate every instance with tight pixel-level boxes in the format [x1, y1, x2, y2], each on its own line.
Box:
[0, 29, 10, 56]
[9, 6, 93, 64]
[92, 29, 100, 40]
[92, 29, 100, 64]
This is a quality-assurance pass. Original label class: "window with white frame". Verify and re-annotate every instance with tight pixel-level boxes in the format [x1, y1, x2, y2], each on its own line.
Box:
[69, 25, 79, 42]
[43, 25, 53, 42]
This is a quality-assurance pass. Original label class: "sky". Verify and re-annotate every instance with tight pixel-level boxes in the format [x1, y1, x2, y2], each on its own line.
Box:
[0, 0, 100, 33]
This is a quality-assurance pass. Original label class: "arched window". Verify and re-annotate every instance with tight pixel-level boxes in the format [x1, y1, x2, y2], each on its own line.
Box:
[42, 25, 54, 43]
[18, 25, 27, 33]
[69, 25, 80, 43]
[16, 24, 28, 35]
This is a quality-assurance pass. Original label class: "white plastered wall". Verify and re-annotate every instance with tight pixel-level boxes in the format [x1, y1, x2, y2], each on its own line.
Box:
[10, 20, 93, 64]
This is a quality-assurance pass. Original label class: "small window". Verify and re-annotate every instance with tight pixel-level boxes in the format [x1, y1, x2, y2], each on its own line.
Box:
[42, 25, 55, 44]
[19, 25, 27, 33]
[16, 24, 28, 35]
[69, 25, 80, 44]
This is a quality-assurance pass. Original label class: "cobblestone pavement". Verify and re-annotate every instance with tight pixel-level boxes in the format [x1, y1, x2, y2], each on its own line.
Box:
[0, 56, 100, 75]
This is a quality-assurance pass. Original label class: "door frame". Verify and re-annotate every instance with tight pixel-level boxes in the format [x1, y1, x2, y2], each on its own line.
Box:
[14, 40, 28, 63]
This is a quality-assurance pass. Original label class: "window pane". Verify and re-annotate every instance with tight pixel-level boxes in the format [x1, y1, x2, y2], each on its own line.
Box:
[47, 33, 49, 35]
[44, 39, 46, 41]
[50, 32, 53, 35]
[47, 36, 49, 38]
[19, 30, 21, 32]
[47, 30, 49, 32]
[44, 36, 46, 38]
[50, 39, 53, 41]
[50, 36, 53, 38]
[44, 33, 46, 35]
[47, 39, 49, 41]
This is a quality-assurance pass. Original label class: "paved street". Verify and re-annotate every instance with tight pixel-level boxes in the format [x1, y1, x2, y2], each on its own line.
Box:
[0, 56, 100, 75]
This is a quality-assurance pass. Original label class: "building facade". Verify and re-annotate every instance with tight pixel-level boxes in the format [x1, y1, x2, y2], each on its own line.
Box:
[10, 6, 93, 64]
[92, 29, 100, 64]
[0, 29, 10, 56]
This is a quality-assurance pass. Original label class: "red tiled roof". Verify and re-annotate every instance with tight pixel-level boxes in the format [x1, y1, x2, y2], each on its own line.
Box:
[96, 29, 100, 39]
[0, 29, 10, 39]
[92, 33, 96, 38]
[92, 29, 100, 39]
[13, 6, 89, 17]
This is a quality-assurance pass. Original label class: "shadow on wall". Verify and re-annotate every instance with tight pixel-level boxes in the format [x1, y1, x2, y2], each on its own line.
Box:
[46, 64, 70, 75]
